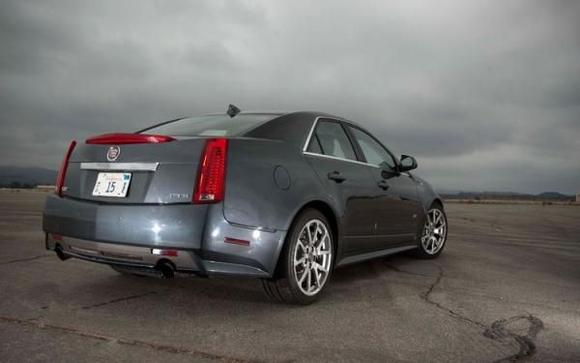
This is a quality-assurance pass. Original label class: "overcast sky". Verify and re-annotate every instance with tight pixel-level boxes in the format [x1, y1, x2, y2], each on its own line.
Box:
[1, 0, 579, 193]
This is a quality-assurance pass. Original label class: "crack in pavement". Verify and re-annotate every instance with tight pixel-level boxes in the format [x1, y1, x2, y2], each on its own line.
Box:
[0, 315, 255, 362]
[484, 315, 544, 362]
[80, 291, 159, 310]
[422, 265, 544, 361]
[0, 254, 51, 265]
[422, 265, 487, 329]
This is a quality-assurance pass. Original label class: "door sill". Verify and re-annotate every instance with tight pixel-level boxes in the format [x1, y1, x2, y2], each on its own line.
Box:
[336, 245, 417, 268]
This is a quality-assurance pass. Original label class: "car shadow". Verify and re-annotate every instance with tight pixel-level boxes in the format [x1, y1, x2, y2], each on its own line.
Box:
[68, 253, 436, 311]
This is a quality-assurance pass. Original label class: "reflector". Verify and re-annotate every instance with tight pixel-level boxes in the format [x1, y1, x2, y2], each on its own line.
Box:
[151, 249, 179, 257]
[224, 237, 250, 246]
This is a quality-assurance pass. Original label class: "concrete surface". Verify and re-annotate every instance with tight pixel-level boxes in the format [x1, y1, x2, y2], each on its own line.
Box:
[0, 190, 579, 362]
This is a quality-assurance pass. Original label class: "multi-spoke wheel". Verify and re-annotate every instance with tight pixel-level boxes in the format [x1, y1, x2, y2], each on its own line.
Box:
[414, 203, 448, 258]
[262, 209, 334, 304]
[293, 219, 332, 296]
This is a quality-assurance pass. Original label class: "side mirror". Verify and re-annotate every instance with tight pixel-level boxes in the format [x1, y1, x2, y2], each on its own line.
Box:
[399, 155, 417, 172]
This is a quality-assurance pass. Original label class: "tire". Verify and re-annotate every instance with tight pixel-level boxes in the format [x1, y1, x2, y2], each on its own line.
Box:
[262, 209, 334, 305]
[413, 203, 448, 259]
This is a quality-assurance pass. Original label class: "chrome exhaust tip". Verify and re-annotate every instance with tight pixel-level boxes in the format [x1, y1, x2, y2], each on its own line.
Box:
[55, 244, 70, 261]
[156, 260, 175, 279]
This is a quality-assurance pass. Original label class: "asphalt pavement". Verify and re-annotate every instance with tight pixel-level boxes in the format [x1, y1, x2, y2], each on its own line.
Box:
[1, 190, 579, 362]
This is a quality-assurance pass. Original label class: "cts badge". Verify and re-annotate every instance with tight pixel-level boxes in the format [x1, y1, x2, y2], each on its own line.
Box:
[106, 146, 120, 161]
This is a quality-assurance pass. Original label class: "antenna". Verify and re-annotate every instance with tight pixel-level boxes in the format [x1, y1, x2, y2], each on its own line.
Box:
[227, 104, 241, 118]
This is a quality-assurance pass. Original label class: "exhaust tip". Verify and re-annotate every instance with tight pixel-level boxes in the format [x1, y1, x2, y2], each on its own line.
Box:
[55, 244, 70, 261]
[156, 260, 175, 279]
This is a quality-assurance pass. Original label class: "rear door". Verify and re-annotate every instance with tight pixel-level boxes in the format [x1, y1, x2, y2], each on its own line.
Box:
[346, 125, 422, 247]
[304, 118, 381, 256]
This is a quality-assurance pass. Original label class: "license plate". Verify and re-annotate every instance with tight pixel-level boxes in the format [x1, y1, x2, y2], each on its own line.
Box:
[92, 172, 132, 197]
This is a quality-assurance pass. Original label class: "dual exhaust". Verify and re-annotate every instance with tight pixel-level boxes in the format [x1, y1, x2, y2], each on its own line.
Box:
[54, 244, 176, 279]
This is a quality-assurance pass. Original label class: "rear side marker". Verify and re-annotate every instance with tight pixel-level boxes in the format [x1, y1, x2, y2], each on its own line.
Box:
[50, 233, 63, 241]
[224, 237, 250, 246]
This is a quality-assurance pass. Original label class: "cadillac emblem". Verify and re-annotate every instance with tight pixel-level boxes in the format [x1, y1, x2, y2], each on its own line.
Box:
[106, 146, 120, 162]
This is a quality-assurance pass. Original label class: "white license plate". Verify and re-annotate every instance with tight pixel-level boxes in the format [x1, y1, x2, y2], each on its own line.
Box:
[92, 172, 132, 197]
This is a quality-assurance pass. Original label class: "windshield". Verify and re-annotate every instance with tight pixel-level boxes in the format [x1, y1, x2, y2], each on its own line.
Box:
[140, 114, 278, 137]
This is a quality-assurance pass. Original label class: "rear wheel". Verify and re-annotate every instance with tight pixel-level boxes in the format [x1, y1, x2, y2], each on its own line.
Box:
[262, 209, 334, 305]
[414, 204, 448, 259]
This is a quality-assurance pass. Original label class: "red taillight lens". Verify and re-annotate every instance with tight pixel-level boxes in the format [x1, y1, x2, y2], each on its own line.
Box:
[193, 138, 228, 204]
[55, 140, 77, 196]
[85, 133, 175, 144]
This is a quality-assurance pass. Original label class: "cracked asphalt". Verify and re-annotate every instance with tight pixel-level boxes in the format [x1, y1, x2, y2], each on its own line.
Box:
[1, 190, 579, 362]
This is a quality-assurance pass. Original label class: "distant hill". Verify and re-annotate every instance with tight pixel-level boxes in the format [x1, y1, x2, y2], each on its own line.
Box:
[0, 166, 57, 188]
[441, 191, 574, 202]
[536, 192, 572, 200]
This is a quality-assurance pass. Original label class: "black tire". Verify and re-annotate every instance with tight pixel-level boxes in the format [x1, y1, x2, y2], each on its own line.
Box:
[262, 209, 334, 305]
[413, 203, 448, 259]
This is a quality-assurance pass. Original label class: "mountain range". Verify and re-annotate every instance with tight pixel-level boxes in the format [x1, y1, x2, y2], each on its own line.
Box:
[0, 166, 57, 188]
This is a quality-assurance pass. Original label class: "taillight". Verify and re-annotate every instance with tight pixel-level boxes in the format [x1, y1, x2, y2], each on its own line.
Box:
[193, 138, 228, 204]
[55, 140, 77, 196]
[85, 133, 175, 144]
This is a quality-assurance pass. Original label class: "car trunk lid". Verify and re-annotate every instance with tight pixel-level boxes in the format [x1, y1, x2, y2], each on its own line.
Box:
[63, 136, 206, 204]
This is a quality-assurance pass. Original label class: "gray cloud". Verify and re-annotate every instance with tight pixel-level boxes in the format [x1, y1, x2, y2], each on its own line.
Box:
[0, 0, 579, 193]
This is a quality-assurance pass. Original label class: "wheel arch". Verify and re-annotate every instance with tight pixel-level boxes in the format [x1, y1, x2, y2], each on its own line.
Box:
[431, 197, 444, 209]
[271, 199, 341, 278]
[298, 200, 340, 248]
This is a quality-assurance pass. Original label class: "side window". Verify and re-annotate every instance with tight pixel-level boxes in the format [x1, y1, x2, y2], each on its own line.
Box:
[348, 127, 396, 169]
[308, 120, 357, 160]
[306, 133, 323, 153]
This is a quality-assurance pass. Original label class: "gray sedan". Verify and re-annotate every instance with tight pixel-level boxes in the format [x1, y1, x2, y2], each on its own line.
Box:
[43, 109, 447, 304]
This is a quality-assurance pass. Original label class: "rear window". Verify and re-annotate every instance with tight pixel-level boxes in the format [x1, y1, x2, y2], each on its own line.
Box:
[140, 114, 277, 137]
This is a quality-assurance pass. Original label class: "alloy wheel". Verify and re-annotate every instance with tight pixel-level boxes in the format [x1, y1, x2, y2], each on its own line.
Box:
[293, 219, 332, 296]
[421, 208, 447, 255]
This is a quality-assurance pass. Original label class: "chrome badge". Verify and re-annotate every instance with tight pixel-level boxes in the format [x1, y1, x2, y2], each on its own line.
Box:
[106, 146, 120, 161]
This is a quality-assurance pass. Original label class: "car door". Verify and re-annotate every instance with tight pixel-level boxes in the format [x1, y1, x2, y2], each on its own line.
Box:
[346, 125, 423, 247]
[303, 118, 381, 256]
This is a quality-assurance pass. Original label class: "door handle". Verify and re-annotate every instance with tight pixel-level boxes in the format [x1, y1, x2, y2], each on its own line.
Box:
[327, 171, 346, 183]
[377, 180, 390, 190]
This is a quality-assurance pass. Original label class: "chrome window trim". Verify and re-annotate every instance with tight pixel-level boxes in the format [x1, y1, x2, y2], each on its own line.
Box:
[303, 151, 380, 168]
[302, 116, 322, 152]
[80, 162, 159, 171]
[302, 116, 381, 169]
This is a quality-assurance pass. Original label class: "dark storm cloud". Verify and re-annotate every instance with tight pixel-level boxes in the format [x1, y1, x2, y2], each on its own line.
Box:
[0, 0, 579, 193]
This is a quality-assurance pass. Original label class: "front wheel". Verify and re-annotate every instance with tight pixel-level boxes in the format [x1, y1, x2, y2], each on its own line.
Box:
[414, 204, 448, 259]
[262, 209, 334, 305]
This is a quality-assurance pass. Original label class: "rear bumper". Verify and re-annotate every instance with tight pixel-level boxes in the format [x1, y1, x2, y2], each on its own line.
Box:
[45, 234, 270, 277]
[42, 195, 286, 277]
